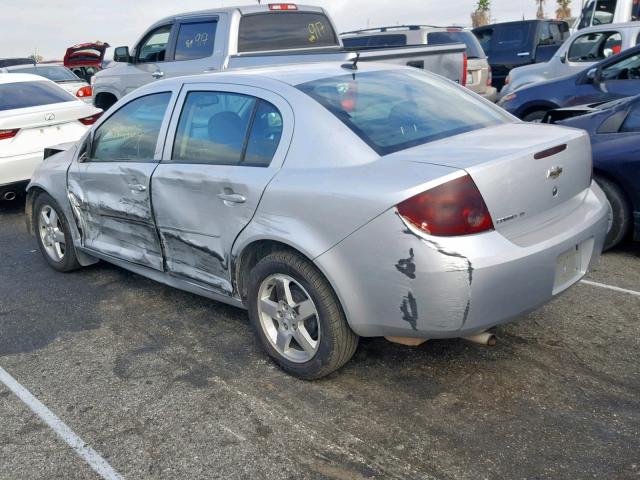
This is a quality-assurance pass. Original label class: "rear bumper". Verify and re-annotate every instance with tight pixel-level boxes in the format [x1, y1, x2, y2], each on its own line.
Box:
[315, 183, 609, 338]
[0, 152, 43, 187]
[0, 180, 29, 200]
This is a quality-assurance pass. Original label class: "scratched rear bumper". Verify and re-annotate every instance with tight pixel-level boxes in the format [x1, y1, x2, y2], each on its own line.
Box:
[314, 184, 609, 338]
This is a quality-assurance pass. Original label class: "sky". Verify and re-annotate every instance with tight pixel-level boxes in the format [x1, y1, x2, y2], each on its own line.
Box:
[1, 0, 573, 60]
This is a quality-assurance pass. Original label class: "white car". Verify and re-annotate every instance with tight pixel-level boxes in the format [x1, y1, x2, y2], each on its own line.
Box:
[0, 64, 93, 104]
[501, 22, 640, 97]
[0, 74, 101, 201]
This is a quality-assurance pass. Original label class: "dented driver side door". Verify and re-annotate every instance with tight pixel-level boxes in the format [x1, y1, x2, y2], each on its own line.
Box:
[67, 91, 177, 270]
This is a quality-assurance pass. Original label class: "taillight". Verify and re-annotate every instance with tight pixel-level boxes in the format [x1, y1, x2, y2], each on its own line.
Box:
[0, 129, 19, 141]
[461, 52, 468, 87]
[397, 175, 494, 236]
[487, 67, 493, 87]
[269, 3, 298, 10]
[504, 75, 510, 86]
[76, 86, 93, 98]
[79, 112, 103, 125]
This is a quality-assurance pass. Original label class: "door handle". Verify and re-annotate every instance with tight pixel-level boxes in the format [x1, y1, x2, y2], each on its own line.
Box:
[217, 192, 246, 204]
[516, 51, 531, 57]
[152, 71, 164, 79]
[129, 183, 147, 192]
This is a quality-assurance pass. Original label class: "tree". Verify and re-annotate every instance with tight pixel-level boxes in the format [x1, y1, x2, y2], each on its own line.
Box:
[556, 0, 572, 20]
[471, 0, 491, 27]
[536, 0, 546, 19]
[28, 54, 43, 63]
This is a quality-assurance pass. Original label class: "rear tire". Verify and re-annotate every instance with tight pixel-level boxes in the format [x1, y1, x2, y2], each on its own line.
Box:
[247, 250, 358, 380]
[595, 175, 631, 251]
[522, 109, 549, 122]
[33, 192, 82, 272]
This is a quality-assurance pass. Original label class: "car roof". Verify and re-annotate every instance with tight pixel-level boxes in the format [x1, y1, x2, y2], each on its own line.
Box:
[576, 21, 640, 33]
[0, 73, 51, 84]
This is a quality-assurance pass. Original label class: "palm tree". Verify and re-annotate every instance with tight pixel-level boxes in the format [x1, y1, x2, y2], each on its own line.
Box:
[536, 0, 546, 19]
[556, 0, 572, 20]
[471, 0, 491, 27]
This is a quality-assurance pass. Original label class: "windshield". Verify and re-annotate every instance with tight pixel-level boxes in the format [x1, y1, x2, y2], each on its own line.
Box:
[297, 70, 508, 156]
[427, 31, 485, 59]
[0, 80, 76, 111]
[238, 12, 339, 52]
[10, 65, 81, 82]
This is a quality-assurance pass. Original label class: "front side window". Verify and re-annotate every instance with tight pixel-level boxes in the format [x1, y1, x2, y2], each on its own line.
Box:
[137, 25, 172, 63]
[621, 103, 640, 132]
[172, 91, 283, 167]
[602, 53, 640, 80]
[568, 31, 621, 62]
[238, 12, 339, 52]
[0, 81, 75, 111]
[538, 23, 553, 45]
[91, 92, 171, 162]
[174, 21, 217, 61]
[297, 70, 508, 156]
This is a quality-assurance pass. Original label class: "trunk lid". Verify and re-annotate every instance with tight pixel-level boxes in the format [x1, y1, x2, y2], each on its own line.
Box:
[64, 42, 110, 68]
[390, 123, 593, 240]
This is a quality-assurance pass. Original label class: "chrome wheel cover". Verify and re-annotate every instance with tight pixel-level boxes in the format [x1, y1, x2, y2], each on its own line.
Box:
[257, 274, 320, 363]
[38, 205, 66, 262]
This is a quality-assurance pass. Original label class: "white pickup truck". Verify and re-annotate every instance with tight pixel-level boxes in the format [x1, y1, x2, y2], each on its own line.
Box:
[92, 3, 466, 110]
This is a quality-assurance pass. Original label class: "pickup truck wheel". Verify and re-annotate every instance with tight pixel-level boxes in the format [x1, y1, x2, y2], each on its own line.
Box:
[595, 175, 631, 251]
[33, 192, 82, 272]
[522, 109, 548, 122]
[247, 250, 358, 380]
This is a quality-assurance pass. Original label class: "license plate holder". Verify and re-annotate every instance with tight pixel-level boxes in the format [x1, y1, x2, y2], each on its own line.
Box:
[553, 244, 582, 294]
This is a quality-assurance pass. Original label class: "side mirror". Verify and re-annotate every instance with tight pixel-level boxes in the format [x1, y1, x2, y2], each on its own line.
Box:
[586, 67, 602, 84]
[113, 46, 131, 63]
[559, 52, 567, 64]
[78, 135, 92, 163]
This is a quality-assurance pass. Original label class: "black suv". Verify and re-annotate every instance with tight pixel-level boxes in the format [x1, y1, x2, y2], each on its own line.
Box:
[473, 20, 570, 90]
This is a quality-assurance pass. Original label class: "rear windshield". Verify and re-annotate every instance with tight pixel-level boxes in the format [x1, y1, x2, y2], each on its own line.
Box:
[427, 31, 486, 59]
[343, 34, 408, 48]
[0, 80, 76, 111]
[10, 66, 80, 82]
[238, 12, 339, 52]
[297, 70, 507, 156]
[477, 23, 533, 53]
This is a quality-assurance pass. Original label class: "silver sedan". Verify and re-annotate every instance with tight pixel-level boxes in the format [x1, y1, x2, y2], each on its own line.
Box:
[26, 62, 609, 379]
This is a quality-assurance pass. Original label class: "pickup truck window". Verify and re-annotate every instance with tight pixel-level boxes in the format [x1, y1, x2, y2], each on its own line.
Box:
[238, 12, 338, 52]
[175, 21, 218, 61]
[137, 25, 172, 63]
[342, 35, 407, 48]
[91, 92, 171, 162]
[298, 70, 506, 156]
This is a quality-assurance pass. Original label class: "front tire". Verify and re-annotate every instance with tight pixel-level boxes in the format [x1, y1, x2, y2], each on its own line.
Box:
[33, 192, 82, 272]
[247, 250, 358, 380]
[595, 175, 631, 251]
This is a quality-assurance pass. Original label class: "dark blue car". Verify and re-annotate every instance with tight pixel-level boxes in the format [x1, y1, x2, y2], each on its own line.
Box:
[545, 95, 640, 250]
[499, 45, 640, 121]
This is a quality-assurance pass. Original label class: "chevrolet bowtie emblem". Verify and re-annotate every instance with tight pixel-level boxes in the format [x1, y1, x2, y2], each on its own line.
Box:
[547, 166, 563, 179]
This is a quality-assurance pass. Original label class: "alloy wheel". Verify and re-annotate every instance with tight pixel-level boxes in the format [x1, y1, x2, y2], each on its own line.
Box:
[38, 205, 66, 262]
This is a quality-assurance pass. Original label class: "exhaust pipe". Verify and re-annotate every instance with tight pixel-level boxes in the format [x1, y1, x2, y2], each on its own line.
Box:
[463, 332, 497, 347]
[3, 191, 16, 201]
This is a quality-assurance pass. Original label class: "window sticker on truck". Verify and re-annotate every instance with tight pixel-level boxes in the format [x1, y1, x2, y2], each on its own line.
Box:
[308, 22, 326, 43]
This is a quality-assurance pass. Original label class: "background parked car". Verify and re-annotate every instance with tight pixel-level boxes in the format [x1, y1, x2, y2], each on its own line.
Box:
[342, 25, 497, 101]
[92, 4, 466, 111]
[0, 58, 35, 68]
[64, 41, 110, 83]
[545, 94, 640, 250]
[0, 73, 101, 201]
[502, 22, 640, 97]
[574, 0, 640, 30]
[0, 63, 93, 104]
[498, 45, 640, 121]
[472, 19, 570, 90]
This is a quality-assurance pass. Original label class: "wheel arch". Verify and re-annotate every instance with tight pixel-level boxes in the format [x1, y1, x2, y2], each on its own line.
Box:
[516, 100, 559, 119]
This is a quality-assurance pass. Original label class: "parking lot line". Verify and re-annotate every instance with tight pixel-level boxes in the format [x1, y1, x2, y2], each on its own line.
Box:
[0, 366, 123, 480]
[581, 279, 640, 297]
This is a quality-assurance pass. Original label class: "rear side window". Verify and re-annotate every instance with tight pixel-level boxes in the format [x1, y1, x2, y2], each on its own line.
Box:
[493, 23, 532, 51]
[427, 31, 485, 59]
[10, 66, 79, 82]
[238, 12, 339, 52]
[297, 70, 508, 156]
[172, 91, 283, 167]
[175, 21, 217, 61]
[621, 104, 640, 132]
[343, 34, 407, 48]
[91, 92, 171, 162]
[568, 31, 621, 62]
[0, 81, 75, 111]
[474, 28, 493, 53]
